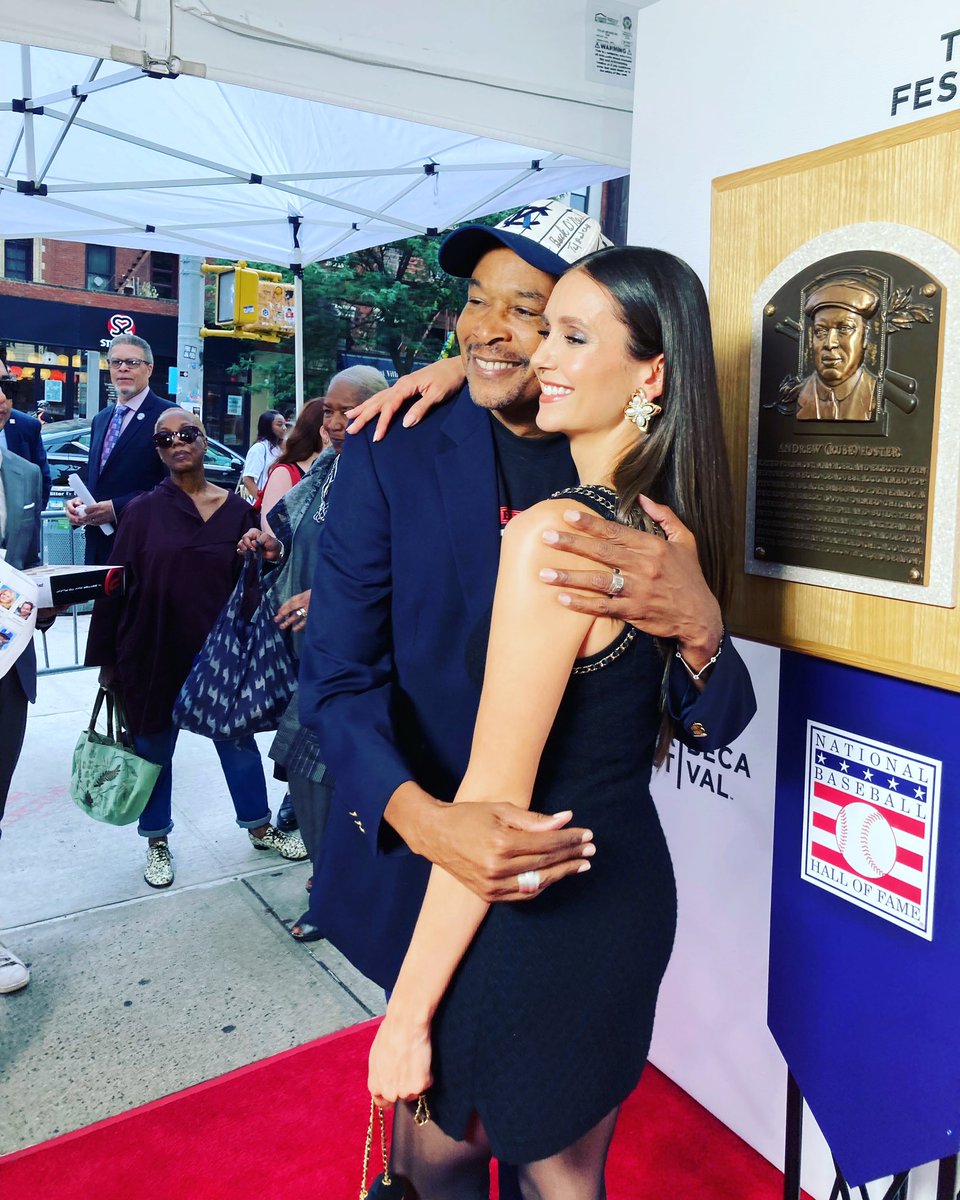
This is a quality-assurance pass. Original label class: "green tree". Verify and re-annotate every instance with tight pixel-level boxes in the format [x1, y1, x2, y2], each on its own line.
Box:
[220, 211, 512, 397]
[307, 234, 465, 377]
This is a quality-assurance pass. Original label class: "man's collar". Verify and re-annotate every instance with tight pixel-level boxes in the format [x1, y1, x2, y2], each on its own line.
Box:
[119, 387, 150, 411]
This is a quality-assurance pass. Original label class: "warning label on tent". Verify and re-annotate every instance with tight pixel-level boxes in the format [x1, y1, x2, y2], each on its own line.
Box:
[586, 2, 636, 89]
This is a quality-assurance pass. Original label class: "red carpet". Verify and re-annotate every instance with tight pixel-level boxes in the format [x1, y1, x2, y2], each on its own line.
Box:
[0, 1019, 807, 1199]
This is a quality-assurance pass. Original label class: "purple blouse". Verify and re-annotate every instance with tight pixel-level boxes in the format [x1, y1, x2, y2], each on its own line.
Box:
[86, 480, 257, 735]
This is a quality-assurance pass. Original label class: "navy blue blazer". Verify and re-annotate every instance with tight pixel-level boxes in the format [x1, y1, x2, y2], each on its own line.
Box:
[4, 411, 51, 507]
[299, 387, 756, 989]
[84, 389, 175, 564]
[300, 388, 523, 986]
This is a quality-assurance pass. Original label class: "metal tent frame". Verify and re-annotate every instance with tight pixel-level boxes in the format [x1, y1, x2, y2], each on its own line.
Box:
[0, 42, 623, 267]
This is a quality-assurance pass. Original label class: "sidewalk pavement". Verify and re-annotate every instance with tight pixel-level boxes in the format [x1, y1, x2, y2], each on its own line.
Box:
[0, 615, 385, 1156]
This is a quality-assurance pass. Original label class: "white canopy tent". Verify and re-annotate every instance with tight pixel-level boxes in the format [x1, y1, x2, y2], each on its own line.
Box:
[0, 41, 625, 267]
[0, 0, 634, 172]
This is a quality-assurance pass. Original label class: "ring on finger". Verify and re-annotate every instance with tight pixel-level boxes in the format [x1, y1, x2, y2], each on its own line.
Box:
[517, 869, 541, 894]
[295, 607, 307, 619]
[608, 567, 625, 598]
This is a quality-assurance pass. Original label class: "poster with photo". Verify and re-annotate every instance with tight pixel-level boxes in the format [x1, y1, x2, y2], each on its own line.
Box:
[0, 557, 38, 677]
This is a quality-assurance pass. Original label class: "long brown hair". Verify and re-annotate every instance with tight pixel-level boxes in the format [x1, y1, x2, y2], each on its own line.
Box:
[574, 246, 734, 761]
[275, 398, 325, 467]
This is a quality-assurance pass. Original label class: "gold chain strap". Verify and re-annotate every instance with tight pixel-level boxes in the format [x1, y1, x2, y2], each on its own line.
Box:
[358, 1095, 431, 1198]
[359, 1098, 391, 1199]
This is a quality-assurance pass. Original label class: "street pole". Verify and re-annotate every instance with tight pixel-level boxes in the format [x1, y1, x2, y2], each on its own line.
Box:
[176, 256, 204, 417]
[84, 351, 101, 419]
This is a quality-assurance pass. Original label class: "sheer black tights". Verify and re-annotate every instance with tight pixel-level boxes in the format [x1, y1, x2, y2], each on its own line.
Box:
[389, 1100, 619, 1200]
[390, 1102, 490, 1200]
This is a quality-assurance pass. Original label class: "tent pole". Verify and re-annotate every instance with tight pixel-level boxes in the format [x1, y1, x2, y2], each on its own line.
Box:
[294, 269, 305, 414]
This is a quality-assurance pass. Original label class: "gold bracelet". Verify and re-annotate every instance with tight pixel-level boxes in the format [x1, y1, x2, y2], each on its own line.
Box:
[675, 628, 724, 681]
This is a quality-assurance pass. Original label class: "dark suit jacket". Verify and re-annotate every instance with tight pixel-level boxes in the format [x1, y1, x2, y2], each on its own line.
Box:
[1, 449, 42, 703]
[84, 389, 175, 564]
[299, 387, 756, 989]
[299, 389, 518, 986]
[4, 411, 51, 507]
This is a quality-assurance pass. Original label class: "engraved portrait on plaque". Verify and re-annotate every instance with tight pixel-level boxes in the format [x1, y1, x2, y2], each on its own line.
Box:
[795, 275, 883, 422]
[747, 242, 948, 599]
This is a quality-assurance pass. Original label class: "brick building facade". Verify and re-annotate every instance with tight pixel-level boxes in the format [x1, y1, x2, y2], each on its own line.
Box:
[0, 238, 256, 451]
[0, 236, 180, 421]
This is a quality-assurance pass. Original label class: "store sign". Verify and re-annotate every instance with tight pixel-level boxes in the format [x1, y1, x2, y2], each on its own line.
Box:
[107, 314, 136, 337]
[801, 720, 941, 939]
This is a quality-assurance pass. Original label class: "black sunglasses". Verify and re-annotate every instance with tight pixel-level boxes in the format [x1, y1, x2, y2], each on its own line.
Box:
[152, 425, 205, 448]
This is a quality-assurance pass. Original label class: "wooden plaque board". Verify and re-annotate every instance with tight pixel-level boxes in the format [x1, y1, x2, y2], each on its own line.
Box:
[712, 110, 960, 692]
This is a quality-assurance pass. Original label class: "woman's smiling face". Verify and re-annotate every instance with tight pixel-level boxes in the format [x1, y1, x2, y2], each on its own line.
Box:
[531, 269, 660, 439]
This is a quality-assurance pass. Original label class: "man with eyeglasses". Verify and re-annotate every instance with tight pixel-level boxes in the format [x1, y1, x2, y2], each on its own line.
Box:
[65, 335, 174, 565]
[0, 360, 52, 508]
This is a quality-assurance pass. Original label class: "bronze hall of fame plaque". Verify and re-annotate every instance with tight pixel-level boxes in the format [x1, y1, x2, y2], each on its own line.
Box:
[746, 238, 952, 600]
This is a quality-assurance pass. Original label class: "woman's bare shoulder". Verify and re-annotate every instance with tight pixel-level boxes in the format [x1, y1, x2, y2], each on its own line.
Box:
[502, 496, 593, 541]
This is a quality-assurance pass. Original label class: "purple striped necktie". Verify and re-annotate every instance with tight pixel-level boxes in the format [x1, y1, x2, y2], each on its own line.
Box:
[99, 403, 128, 468]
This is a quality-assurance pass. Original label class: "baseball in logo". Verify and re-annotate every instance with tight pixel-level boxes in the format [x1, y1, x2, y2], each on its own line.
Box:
[107, 314, 136, 337]
[801, 721, 941, 939]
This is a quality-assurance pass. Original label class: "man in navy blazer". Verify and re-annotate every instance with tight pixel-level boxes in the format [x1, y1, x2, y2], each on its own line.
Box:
[0, 363, 52, 507]
[65, 335, 174, 564]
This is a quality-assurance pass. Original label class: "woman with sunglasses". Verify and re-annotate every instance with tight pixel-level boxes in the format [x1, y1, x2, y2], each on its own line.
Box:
[87, 407, 307, 889]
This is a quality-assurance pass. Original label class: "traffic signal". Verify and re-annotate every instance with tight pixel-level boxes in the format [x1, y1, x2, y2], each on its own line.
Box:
[202, 261, 295, 343]
[213, 264, 261, 327]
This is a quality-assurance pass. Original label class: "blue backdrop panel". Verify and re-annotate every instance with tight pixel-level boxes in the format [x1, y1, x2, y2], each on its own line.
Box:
[768, 650, 960, 1186]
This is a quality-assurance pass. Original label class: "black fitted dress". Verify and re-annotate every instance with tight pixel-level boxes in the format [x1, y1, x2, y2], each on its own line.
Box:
[427, 487, 678, 1164]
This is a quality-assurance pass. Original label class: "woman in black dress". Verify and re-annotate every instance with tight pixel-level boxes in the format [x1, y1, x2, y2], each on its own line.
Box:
[368, 247, 755, 1198]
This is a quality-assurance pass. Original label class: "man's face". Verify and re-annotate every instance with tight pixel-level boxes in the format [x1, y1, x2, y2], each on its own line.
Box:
[108, 343, 153, 400]
[811, 307, 867, 387]
[0, 361, 13, 431]
[456, 247, 556, 414]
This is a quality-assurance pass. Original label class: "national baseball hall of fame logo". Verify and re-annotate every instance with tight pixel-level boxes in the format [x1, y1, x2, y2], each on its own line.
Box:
[801, 721, 941, 939]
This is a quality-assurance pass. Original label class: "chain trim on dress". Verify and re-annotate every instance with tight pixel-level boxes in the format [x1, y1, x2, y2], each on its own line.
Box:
[550, 483, 619, 518]
[572, 626, 638, 675]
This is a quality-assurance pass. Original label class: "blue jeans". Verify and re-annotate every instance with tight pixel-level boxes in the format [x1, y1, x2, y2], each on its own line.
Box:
[134, 727, 271, 839]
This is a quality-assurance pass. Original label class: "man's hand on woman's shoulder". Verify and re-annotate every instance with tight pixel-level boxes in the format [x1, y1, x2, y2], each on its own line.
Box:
[346, 357, 467, 442]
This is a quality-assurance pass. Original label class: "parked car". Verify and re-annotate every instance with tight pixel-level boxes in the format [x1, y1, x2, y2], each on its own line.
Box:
[40, 417, 245, 510]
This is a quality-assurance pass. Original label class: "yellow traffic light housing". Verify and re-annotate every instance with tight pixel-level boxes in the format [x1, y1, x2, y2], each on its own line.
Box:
[215, 264, 261, 326]
[201, 261, 294, 343]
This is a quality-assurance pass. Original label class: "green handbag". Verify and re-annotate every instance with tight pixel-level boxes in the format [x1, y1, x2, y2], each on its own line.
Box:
[70, 688, 161, 825]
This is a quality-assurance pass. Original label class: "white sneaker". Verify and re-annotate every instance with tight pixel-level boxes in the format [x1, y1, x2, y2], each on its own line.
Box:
[0, 943, 29, 993]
